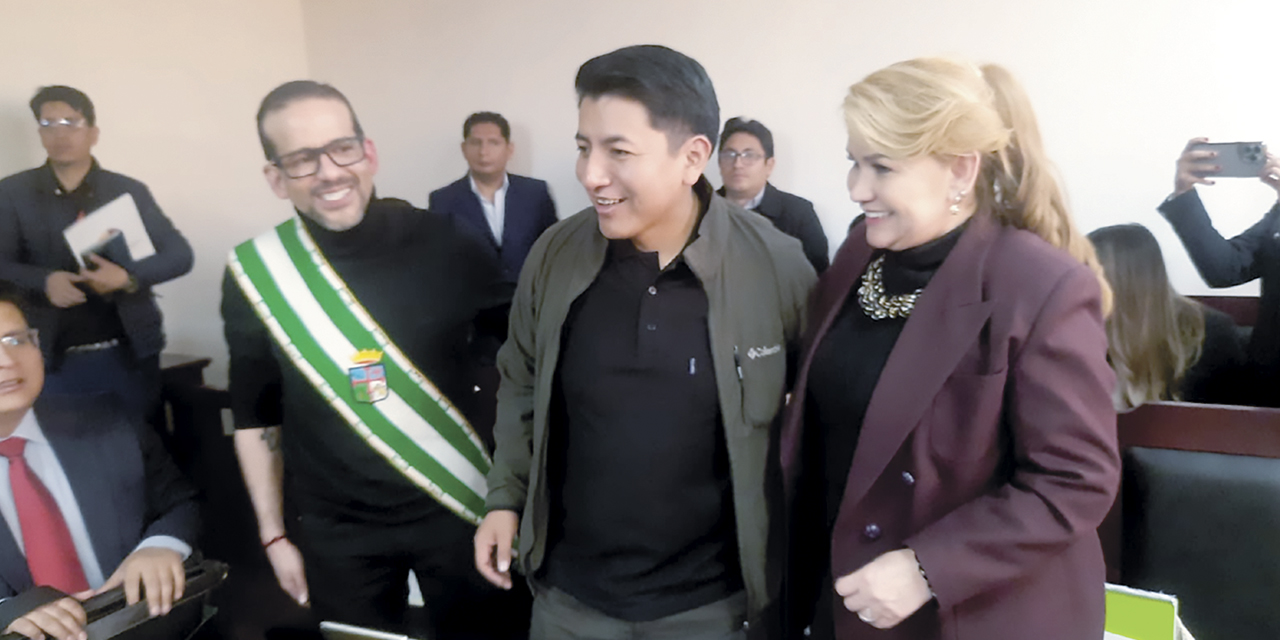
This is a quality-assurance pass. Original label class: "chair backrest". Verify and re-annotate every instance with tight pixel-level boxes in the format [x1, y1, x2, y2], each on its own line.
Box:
[1188, 295, 1259, 327]
[1101, 401, 1280, 640]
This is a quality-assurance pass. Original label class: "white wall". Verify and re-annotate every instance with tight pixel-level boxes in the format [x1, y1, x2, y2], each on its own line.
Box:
[0, 0, 311, 386]
[301, 0, 1280, 299]
[4, 1, 1278, 386]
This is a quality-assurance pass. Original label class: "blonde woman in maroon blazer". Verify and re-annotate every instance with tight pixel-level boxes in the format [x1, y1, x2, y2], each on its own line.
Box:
[780, 58, 1120, 640]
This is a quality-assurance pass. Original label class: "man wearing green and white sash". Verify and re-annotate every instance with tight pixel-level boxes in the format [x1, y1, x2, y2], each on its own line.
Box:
[220, 81, 522, 638]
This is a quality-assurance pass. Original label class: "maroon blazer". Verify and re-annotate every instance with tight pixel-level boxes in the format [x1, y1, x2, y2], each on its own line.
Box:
[780, 214, 1120, 640]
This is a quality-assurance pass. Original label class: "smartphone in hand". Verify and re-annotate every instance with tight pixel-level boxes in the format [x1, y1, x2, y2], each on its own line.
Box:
[1189, 141, 1267, 178]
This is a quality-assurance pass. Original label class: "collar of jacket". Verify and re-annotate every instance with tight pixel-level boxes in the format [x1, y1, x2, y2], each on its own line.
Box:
[715, 182, 781, 219]
[782, 208, 1000, 494]
[676, 176, 730, 283]
[38, 157, 101, 196]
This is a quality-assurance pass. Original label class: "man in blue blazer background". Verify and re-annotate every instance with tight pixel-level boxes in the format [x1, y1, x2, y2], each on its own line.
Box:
[429, 112, 558, 285]
[716, 117, 829, 273]
[0, 281, 198, 640]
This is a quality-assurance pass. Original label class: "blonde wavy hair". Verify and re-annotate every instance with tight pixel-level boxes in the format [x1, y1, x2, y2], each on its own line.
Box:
[843, 57, 1112, 313]
[1088, 224, 1206, 410]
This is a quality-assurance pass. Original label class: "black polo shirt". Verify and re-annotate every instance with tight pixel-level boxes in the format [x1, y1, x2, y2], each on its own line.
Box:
[544, 187, 743, 621]
[38, 161, 127, 350]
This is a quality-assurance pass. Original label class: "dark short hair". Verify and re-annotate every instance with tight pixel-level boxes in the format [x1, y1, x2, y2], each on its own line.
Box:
[30, 86, 95, 126]
[575, 45, 719, 151]
[256, 80, 364, 160]
[463, 112, 511, 141]
[0, 281, 31, 324]
[720, 117, 774, 158]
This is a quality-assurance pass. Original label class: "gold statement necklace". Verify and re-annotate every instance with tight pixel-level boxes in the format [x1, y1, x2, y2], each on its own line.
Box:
[857, 255, 922, 320]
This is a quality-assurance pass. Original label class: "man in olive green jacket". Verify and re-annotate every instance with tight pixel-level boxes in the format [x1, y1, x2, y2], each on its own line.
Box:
[474, 45, 815, 639]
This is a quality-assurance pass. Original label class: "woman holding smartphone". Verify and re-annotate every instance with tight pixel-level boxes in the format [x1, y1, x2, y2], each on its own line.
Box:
[781, 58, 1120, 639]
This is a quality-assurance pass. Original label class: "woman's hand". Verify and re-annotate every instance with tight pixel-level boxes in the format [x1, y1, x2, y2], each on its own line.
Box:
[834, 548, 933, 629]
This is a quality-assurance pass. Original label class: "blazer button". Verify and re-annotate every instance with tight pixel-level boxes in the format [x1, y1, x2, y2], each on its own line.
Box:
[862, 523, 882, 541]
[902, 471, 915, 486]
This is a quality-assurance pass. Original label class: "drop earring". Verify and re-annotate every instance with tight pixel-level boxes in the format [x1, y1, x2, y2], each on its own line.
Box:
[949, 190, 966, 215]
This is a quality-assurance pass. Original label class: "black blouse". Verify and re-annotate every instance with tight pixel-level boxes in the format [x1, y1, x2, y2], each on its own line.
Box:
[800, 222, 968, 638]
[806, 222, 969, 525]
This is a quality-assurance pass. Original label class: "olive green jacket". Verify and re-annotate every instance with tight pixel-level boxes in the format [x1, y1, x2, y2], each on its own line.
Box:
[486, 186, 816, 634]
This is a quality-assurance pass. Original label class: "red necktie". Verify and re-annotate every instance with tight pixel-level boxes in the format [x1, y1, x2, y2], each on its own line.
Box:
[0, 437, 89, 593]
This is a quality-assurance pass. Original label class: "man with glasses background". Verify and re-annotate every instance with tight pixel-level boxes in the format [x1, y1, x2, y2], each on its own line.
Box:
[222, 81, 522, 638]
[716, 117, 828, 272]
[0, 86, 193, 428]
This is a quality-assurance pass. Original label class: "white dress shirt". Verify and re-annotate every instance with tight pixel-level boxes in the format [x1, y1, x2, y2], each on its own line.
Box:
[0, 410, 190, 589]
[469, 173, 510, 246]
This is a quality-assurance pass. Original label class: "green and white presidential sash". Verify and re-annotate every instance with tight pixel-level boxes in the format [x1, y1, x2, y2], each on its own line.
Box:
[228, 218, 491, 525]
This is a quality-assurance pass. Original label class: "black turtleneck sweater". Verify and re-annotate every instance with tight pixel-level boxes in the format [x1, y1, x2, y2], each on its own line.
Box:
[807, 222, 968, 527]
[222, 198, 511, 527]
[800, 222, 967, 638]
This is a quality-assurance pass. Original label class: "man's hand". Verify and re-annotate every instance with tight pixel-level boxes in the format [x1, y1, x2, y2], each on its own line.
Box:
[79, 255, 132, 296]
[1260, 151, 1280, 196]
[4, 597, 87, 640]
[1174, 137, 1220, 196]
[264, 537, 308, 606]
[97, 547, 185, 617]
[834, 548, 933, 630]
[473, 510, 519, 590]
[44, 272, 87, 308]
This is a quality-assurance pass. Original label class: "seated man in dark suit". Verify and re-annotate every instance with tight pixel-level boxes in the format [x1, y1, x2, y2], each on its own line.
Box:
[429, 112, 558, 285]
[716, 117, 829, 272]
[0, 86, 194, 426]
[0, 282, 198, 640]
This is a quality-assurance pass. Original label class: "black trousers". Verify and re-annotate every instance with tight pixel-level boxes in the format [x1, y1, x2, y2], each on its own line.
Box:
[295, 508, 530, 640]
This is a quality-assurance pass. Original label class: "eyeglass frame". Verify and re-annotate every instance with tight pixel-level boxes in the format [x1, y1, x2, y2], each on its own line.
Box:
[37, 118, 87, 131]
[718, 149, 767, 166]
[271, 136, 368, 179]
[0, 329, 39, 351]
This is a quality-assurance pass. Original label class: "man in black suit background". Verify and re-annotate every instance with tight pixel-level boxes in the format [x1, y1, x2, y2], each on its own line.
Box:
[429, 112, 558, 285]
[0, 281, 199, 640]
[0, 86, 194, 425]
[716, 117, 828, 272]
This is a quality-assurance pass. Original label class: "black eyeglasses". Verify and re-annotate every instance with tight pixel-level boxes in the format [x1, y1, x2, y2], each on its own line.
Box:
[273, 136, 366, 179]
[0, 329, 39, 351]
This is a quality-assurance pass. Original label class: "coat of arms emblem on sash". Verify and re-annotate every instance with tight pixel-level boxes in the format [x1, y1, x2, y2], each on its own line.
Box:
[350, 349, 388, 403]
